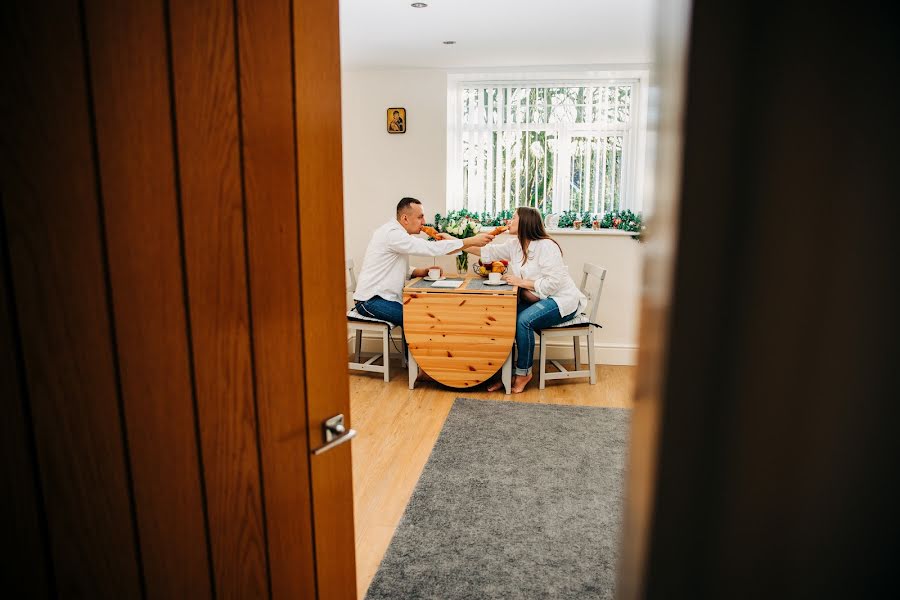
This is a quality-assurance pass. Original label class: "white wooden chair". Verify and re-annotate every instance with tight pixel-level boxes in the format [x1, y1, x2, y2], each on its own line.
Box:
[346, 259, 406, 382]
[535, 263, 607, 389]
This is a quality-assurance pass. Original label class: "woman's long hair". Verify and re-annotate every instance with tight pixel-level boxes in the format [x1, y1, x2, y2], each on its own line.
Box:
[516, 207, 561, 265]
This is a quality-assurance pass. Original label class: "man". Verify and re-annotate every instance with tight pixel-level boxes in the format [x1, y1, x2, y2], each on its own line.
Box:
[353, 197, 493, 326]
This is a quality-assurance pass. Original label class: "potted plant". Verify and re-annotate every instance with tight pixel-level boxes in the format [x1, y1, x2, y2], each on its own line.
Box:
[557, 211, 575, 228]
[599, 209, 646, 240]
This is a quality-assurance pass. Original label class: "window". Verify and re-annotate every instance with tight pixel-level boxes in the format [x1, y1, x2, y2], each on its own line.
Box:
[447, 73, 647, 217]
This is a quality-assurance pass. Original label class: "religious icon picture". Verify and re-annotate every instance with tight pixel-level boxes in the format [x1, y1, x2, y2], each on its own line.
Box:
[387, 107, 406, 134]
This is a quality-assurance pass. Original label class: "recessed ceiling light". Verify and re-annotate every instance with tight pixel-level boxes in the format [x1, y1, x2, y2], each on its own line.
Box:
[411, 2, 428, 7]
[443, 40, 456, 45]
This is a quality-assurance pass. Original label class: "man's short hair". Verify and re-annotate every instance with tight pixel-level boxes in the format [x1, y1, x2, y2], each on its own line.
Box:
[396, 197, 421, 218]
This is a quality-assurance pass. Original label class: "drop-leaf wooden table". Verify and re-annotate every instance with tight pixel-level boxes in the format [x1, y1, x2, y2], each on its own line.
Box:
[403, 276, 517, 394]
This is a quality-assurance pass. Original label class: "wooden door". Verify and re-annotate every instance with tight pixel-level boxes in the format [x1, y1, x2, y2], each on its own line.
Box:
[620, 1, 900, 597]
[0, 0, 355, 598]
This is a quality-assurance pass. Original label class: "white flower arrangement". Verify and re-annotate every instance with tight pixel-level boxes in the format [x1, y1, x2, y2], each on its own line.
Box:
[445, 216, 479, 238]
[441, 215, 480, 274]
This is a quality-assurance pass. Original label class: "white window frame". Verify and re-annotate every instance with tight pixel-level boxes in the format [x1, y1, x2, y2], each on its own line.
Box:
[446, 68, 650, 215]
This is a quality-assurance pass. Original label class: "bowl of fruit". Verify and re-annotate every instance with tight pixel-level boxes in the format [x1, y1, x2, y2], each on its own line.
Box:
[473, 259, 509, 277]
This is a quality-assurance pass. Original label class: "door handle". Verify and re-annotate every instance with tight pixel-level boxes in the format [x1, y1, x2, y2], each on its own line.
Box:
[312, 414, 357, 455]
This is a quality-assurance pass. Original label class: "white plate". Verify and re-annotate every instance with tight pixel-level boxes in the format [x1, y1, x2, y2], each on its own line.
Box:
[423, 276, 446, 281]
[483, 280, 508, 286]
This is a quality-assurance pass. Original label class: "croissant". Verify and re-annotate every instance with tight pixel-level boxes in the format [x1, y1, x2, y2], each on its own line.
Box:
[489, 226, 509, 236]
[421, 226, 440, 239]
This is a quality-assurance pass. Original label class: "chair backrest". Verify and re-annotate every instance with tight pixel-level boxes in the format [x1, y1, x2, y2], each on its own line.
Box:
[346, 259, 357, 294]
[578, 263, 607, 321]
[346, 259, 359, 311]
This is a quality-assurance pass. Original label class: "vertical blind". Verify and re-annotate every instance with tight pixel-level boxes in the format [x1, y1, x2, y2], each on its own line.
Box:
[449, 82, 639, 216]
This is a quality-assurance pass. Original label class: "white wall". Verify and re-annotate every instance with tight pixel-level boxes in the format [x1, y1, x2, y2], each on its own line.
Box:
[341, 69, 643, 365]
[341, 69, 448, 269]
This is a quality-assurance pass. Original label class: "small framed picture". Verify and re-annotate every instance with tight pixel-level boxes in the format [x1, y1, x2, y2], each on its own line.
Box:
[387, 107, 406, 134]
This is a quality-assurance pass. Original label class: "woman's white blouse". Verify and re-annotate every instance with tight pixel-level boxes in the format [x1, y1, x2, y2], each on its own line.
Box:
[482, 238, 587, 317]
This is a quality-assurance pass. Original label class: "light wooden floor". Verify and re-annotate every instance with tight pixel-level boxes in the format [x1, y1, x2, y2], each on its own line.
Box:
[349, 363, 636, 598]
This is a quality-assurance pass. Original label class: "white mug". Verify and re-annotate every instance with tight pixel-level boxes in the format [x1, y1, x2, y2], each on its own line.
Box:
[488, 271, 502, 283]
[428, 267, 441, 279]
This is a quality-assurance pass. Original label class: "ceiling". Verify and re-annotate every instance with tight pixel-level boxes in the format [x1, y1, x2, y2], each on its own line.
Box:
[339, 0, 656, 70]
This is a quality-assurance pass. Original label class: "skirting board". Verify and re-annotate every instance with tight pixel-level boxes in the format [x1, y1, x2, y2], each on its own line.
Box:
[346, 333, 638, 366]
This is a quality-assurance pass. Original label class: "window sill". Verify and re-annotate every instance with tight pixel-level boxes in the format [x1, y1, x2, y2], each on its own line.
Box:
[482, 227, 639, 237]
[548, 228, 640, 237]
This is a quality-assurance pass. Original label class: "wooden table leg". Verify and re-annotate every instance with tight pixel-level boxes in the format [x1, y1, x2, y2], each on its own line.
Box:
[502, 349, 512, 395]
[408, 347, 417, 390]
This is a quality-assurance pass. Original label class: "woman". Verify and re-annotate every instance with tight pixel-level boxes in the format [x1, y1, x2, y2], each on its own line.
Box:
[465, 207, 586, 393]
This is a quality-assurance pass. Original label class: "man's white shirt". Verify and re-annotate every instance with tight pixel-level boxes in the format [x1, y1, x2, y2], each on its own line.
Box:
[353, 220, 464, 304]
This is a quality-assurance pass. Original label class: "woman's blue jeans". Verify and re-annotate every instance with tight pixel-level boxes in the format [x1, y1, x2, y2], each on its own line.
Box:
[515, 298, 577, 376]
[355, 295, 403, 327]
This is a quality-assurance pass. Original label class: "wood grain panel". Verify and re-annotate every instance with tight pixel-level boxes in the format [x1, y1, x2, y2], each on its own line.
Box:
[0, 208, 51, 597]
[82, 1, 212, 597]
[409, 343, 515, 355]
[293, 0, 358, 597]
[0, 1, 141, 595]
[410, 345, 512, 357]
[236, 0, 316, 597]
[403, 292, 516, 387]
[168, 0, 269, 595]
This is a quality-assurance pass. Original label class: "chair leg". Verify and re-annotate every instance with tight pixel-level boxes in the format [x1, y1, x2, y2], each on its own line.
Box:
[400, 332, 407, 367]
[502, 349, 512, 395]
[408, 348, 418, 390]
[587, 329, 596, 384]
[538, 333, 547, 389]
[354, 329, 362, 363]
[573, 336, 581, 370]
[382, 328, 390, 382]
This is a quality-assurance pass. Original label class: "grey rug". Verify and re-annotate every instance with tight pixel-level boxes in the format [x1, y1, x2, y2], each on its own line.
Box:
[365, 398, 631, 600]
